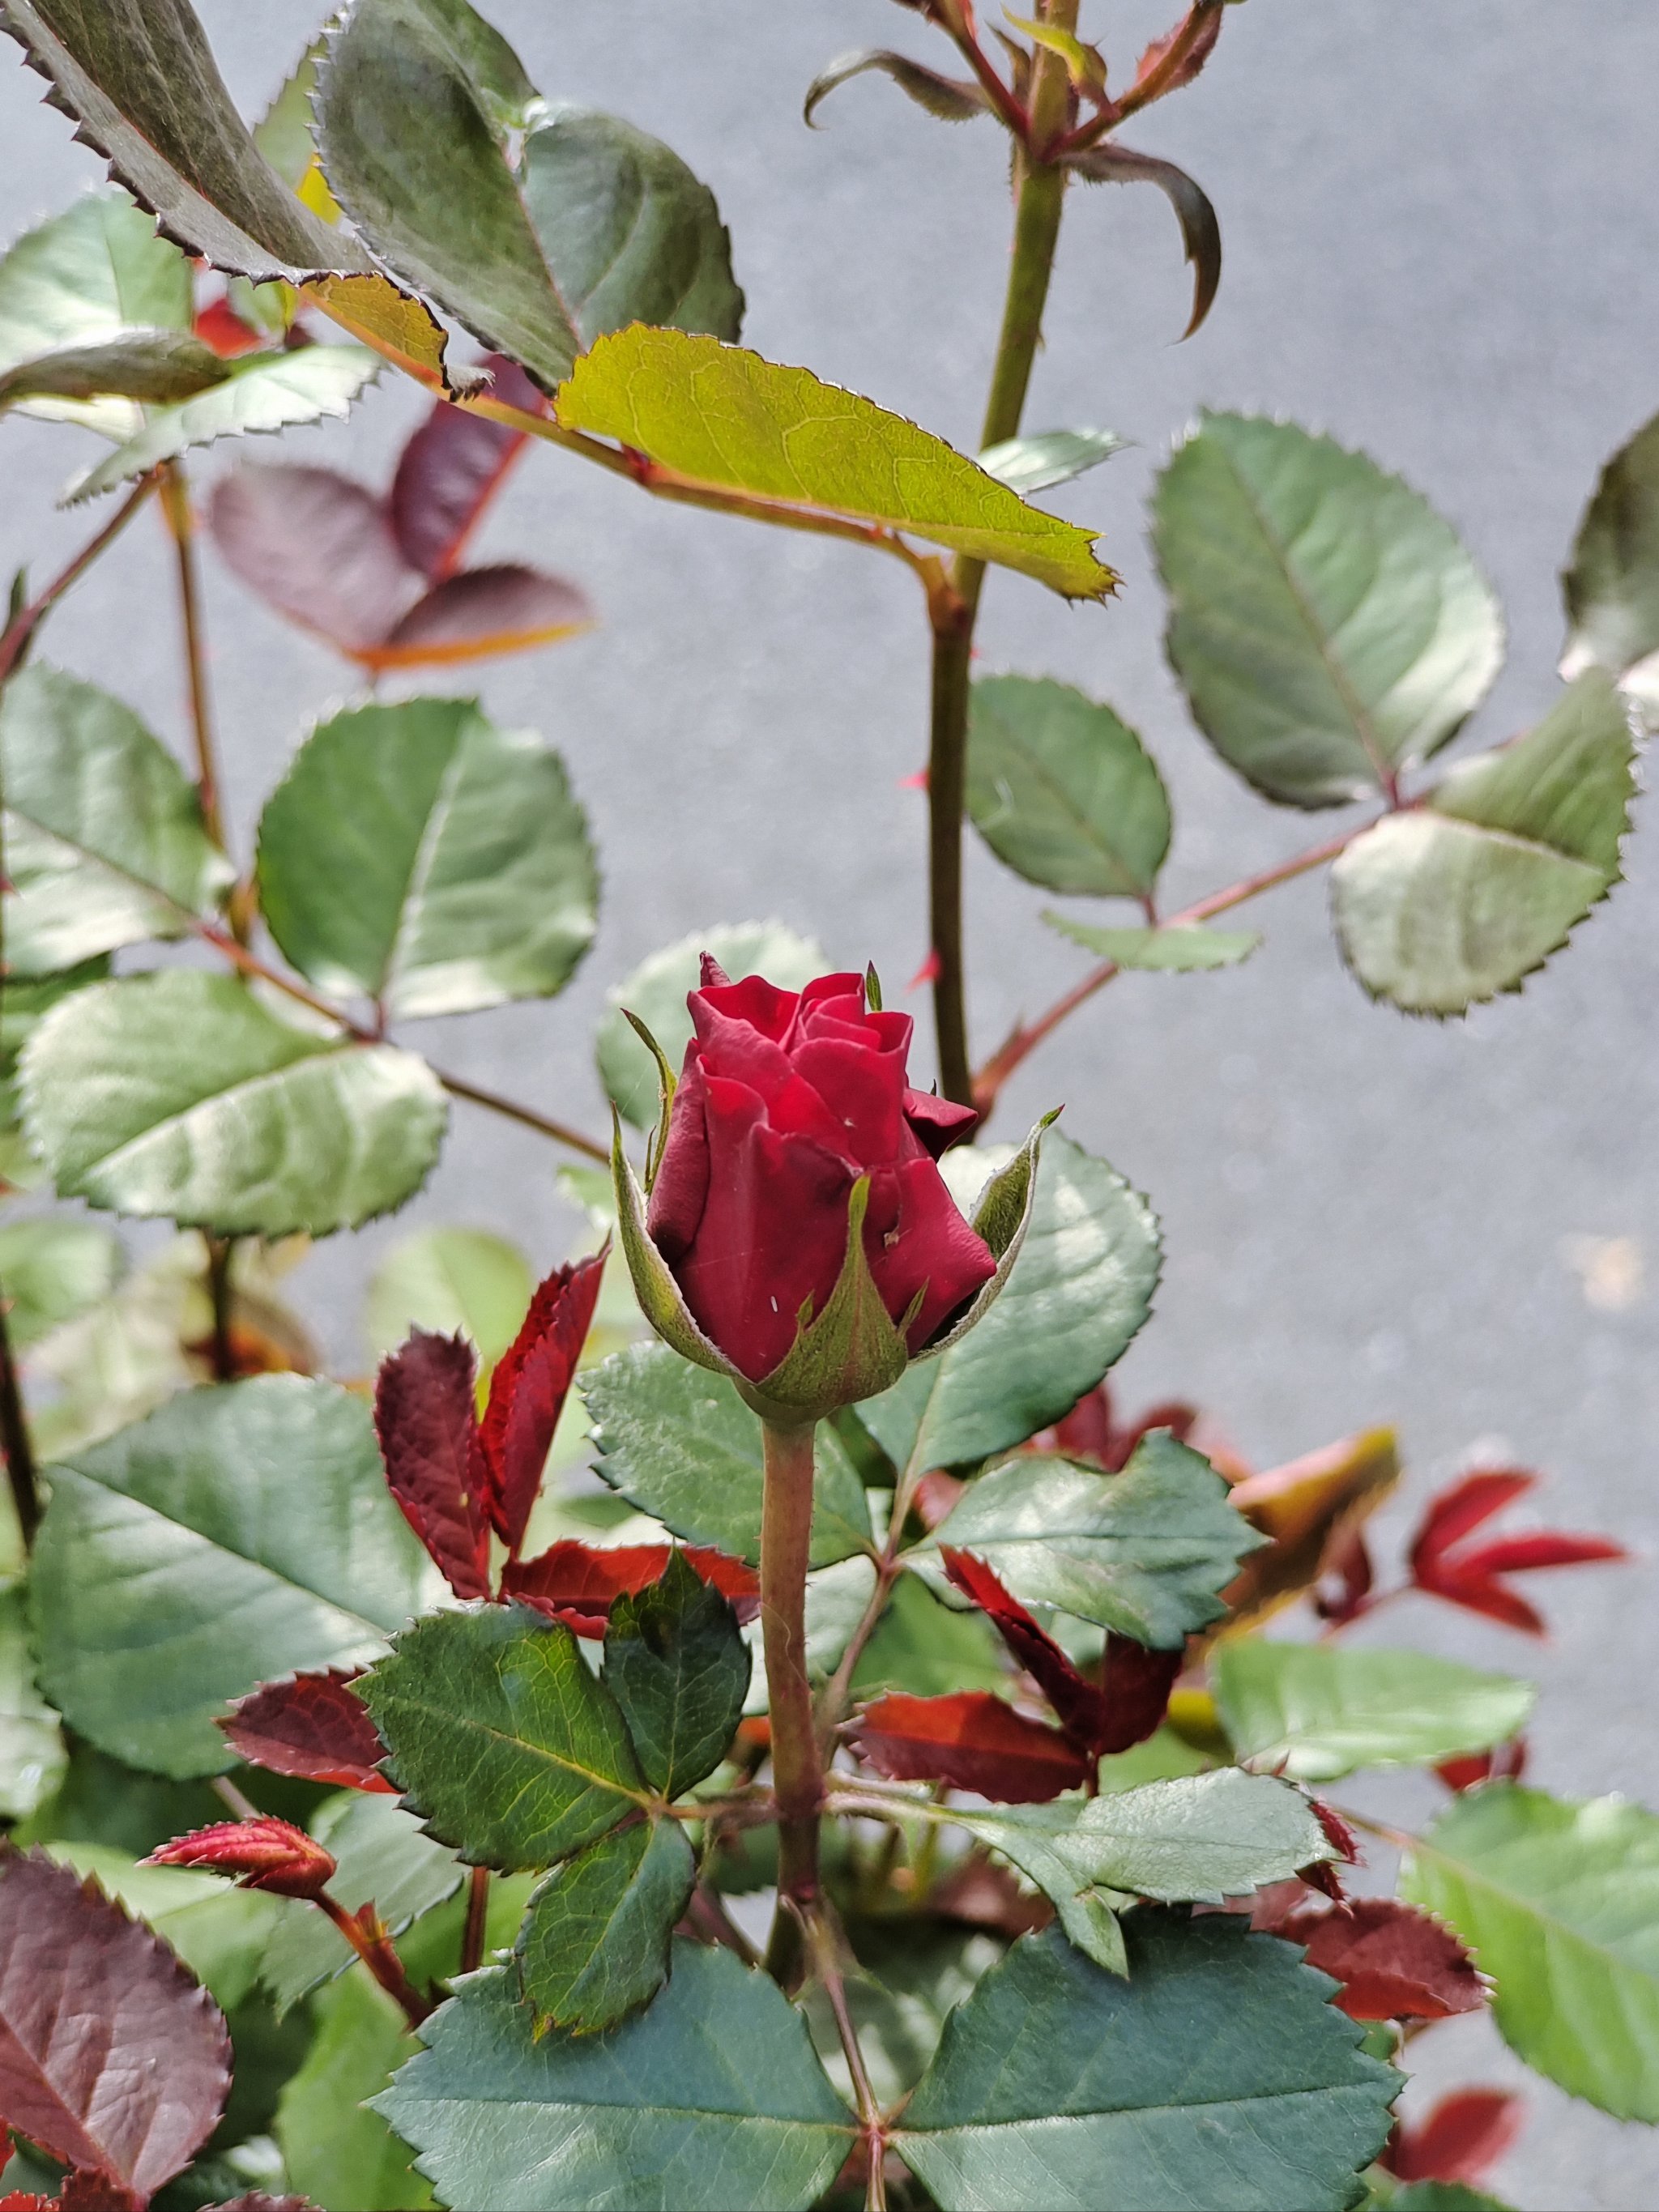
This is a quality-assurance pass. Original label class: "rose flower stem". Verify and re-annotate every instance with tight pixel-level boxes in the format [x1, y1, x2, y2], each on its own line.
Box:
[760, 1417, 823, 1985]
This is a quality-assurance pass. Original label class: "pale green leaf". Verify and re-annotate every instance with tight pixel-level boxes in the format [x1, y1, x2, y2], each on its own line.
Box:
[1215, 1641, 1536, 1783]
[366, 1227, 535, 1370]
[1154, 412, 1504, 806]
[257, 697, 598, 1020]
[557, 327, 1115, 599]
[1402, 1783, 1659, 2122]
[598, 920, 825, 1128]
[1331, 671, 1634, 1014]
[21, 970, 448, 1236]
[966, 675, 1170, 897]
[28, 1375, 441, 1776]
[979, 428, 1127, 497]
[1044, 914, 1260, 970]
[375, 1942, 855, 2210]
[0, 1217, 122, 1345]
[1562, 406, 1659, 718]
[277, 1966, 436, 2211]
[0, 663, 232, 975]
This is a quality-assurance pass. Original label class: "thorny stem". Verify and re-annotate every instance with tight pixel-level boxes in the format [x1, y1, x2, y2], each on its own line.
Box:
[973, 825, 1364, 1113]
[158, 462, 228, 856]
[760, 1419, 823, 1985]
[1055, 0, 1225, 154]
[460, 1864, 491, 1976]
[926, 0, 1081, 1106]
[317, 1893, 433, 2027]
[0, 475, 159, 684]
[803, 1905, 889, 2211]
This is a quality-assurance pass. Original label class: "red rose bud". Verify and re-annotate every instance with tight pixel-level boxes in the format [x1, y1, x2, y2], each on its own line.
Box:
[642, 964, 996, 1387]
[145, 1818, 336, 1901]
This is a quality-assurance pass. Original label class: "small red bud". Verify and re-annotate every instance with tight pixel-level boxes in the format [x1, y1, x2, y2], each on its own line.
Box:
[145, 1816, 336, 1900]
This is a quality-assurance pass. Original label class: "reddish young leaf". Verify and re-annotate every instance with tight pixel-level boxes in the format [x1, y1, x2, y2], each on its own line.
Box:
[364, 564, 593, 671]
[940, 1548, 1111, 1751]
[501, 1541, 761, 1636]
[1136, 2, 1225, 94]
[194, 297, 267, 359]
[218, 1670, 394, 1793]
[1096, 1633, 1181, 1755]
[0, 1852, 229, 2198]
[1383, 2088, 1525, 2184]
[1409, 1468, 1627, 1636]
[373, 1329, 493, 1600]
[855, 1690, 1092, 1802]
[912, 1469, 966, 1530]
[1412, 1470, 1533, 1563]
[390, 355, 544, 579]
[1450, 1531, 1627, 1577]
[1311, 1799, 1360, 1865]
[1436, 1737, 1528, 1793]
[927, 1851, 1052, 1938]
[145, 1819, 337, 1902]
[1049, 1383, 1198, 1472]
[1273, 1898, 1483, 2021]
[209, 464, 417, 652]
[480, 1254, 608, 1555]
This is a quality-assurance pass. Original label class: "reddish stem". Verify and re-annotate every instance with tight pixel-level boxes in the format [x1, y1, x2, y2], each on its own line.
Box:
[318, 1894, 433, 2027]
[460, 1864, 491, 1975]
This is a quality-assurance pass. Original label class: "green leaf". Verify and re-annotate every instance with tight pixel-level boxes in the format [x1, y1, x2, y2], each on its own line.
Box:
[316, 0, 741, 391]
[66, 343, 379, 501]
[0, 1583, 66, 1819]
[29, 1375, 441, 1776]
[0, 0, 373, 283]
[0, 664, 232, 975]
[259, 1791, 464, 2017]
[1562, 405, 1659, 717]
[850, 1567, 1011, 1702]
[966, 675, 1171, 897]
[515, 1815, 696, 2035]
[557, 327, 1115, 601]
[603, 1549, 751, 1797]
[597, 920, 825, 1128]
[893, 1917, 1397, 2211]
[257, 697, 598, 1021]
[0, 1217, 122, 1345]
[1, 961, 107, 1125]
[1330, 671, 1634, 1014]
[375, 1941, 855, 2210]
[21, 970, 449, 1236]
[913, 1434, 1260, 1646]
[276, 1966, 436, 2211]
[1401, 1783, 1659, 2122]
[253, 36, 329, 191]
[366, 1226, 535, 1370]
[979, 427, 1126, 497]
[584, 1340, 872, 1567]
[41, 1839, 281, 2010]
[0, 326, 228, 411]
[1044, 914, 1260, 970]
[361, 1603, 650, 1873]
[1154, 411, 1504, 807]
[859, 1130, 1161, 1476]
[1215, 1641, 1536, 1783]
[0, 189, 193, 438]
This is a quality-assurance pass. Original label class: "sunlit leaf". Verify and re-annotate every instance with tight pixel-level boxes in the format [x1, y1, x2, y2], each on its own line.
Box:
[979, 426, 1126, 496]
[1044, 914, 1260, 970]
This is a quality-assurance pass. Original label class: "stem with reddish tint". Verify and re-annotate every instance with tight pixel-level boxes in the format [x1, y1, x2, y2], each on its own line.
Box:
[0, 475, 158, 684]
[460, 1864, 491, 1975]
[317, 1894, 433, 2027]
[760, 1418, 822, 1983]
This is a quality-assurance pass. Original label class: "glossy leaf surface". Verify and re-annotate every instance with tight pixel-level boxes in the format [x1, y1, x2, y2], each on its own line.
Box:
[360, 1604, 648, 1872]
[859, 1131, 1161, 1476]
[21, 971, 448, 1235]
[894, 1917, 1397, 2210]
[0, 664, 231, 975]
[1402, 1784, 1659, 2120]
[557, 327, 1115, 599]
[1216, 1641, 1536, 1783]
[601, 1549, 750, 1796]
[855, 1689, 1091, 1802]
[966, 674, 1170, 897]
[376, 1942, 853, 2211]
[584, 1340, 873, 1566]
[30, 1376, 439, 1775]
[915, 1435, 1259, 1646]
[1155, 412, 1504, 806]
[516, 1816, 695, 2034]
[1331, 671, 1633, 1013]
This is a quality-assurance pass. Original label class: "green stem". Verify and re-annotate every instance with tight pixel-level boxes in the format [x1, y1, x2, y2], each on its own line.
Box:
[928, 1, 1079, 1106]
[760, 1418, 822, 1984]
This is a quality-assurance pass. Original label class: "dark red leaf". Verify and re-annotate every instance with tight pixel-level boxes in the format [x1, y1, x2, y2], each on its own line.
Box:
[927, 1851, 1053, 1938]
[390, 355, 544, 579]
[1436, 1738, 1528, 1793]
[1135, 2, 1224, 93]
[912, 1470, 966, 1529]
[1414, 1571, 1546, 1635]
[365, 563, 593, 672]
[1410, 1471, 1534, 1571]
[194, 298, 266, 359]
[940, 1548, 1111, 1752]
[502, 1541, 761, 1636]
[1313, 1524, 1375, 1624]
[0, 1852, 229, 2197]
[373, 1330, 493, 1600]
[1448, 1532, 1628, 1576]
[1063, 143, 1222, 338]
[855, 1690, 1091, 1802]
[1384, 2088, 1525, 2184]
[56, 2175, 139, 2211]
[218, 1671, 394, 1793]
[145, 1819, 336, 1903]
[480, 1255, 608, 1555]
[1051, 1383, 1114, 1464]
[208, 464, 417, 654]
[1311, 1799, 1360, 1863]
[1096, 1633, 1180, 1754]
[1410, 1468, 1623, 1636]
[1276, 1898, 1483, 2022]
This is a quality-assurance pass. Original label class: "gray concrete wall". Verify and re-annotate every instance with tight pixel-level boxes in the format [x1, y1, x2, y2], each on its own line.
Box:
[2, 4, 1656, 2201]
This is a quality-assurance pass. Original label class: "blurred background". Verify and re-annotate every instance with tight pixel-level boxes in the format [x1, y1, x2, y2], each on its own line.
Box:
[2, 4, 1655, 2200]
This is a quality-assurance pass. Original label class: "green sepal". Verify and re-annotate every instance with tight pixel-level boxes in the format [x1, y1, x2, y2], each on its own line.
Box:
[621, 1009, 678, 1194]
[911, 1110, 1056, 1366]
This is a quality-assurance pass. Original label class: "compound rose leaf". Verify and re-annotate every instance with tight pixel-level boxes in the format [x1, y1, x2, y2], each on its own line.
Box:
[855, 1690, 1091, 1802]
[0, 1851, 229, 2197]
[373, 1328, 493, 1600]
